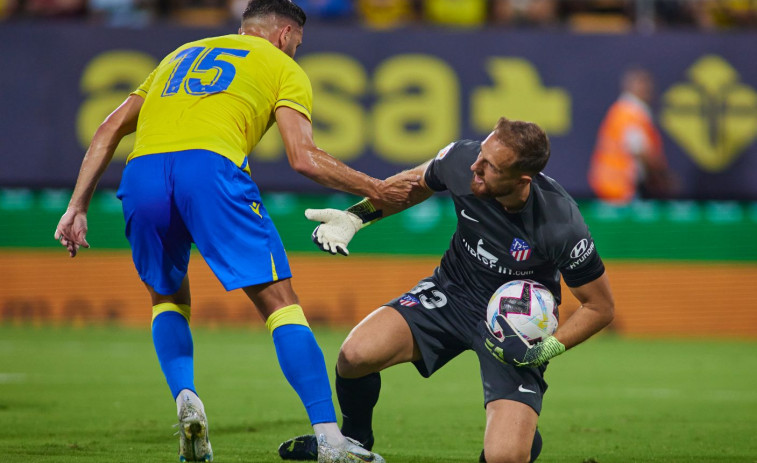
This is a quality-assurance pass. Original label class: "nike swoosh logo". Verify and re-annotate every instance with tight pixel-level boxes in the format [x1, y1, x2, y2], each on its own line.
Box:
[518, 385, 537, 394]
[461, 209, 479, 222]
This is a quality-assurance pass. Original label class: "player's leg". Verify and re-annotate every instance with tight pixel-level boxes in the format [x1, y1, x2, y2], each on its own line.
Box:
[279, 276, 468, 461]
[171, 152, 379, 462]
[242, 279, 337, 432]
[168, 151, 350, 444]
[337, 276, 472, 448]
[147, 279, 213, 462]
[474, 327, 547, 463]
[244, 279, 385, 463]
[118, 153, 210, 462]
[146, 278, 194, 399]
[482, 400, 539, 463]
[479, 431, 541, 463]
[336, 305, 420, 446]
[277, 305, 419, 460]
[338, 305, 421, 376]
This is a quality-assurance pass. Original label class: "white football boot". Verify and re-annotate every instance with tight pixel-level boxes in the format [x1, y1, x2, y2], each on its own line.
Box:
[177, 400, 213, 462]
[317, 434, 385, 463]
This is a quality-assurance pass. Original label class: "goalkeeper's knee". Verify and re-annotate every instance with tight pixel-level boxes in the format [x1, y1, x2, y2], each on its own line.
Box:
[480, 428, 541, 463]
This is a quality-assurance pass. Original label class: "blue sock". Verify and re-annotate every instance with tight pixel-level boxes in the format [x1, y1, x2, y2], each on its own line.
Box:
[272, 324, 336, 425]
[152, 311, 195, 399]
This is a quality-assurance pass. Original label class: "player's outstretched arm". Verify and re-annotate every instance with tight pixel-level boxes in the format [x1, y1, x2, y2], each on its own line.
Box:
[275, 106, 420, 206]
[304, 162, 434, 256]
[54, 94, 143, 257]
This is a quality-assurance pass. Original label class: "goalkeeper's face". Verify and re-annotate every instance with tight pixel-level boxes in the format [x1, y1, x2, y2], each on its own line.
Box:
[470, 132, 528, 199]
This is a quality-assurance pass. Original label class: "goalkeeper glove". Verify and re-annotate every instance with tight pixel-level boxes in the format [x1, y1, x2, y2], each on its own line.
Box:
[480, 315, 565, 367]
[305, 208, 363, 256]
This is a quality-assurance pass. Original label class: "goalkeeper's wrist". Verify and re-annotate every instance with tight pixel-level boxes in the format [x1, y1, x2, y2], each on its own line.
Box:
[539, 336, 566, 362]
[346, 198, 383, 228]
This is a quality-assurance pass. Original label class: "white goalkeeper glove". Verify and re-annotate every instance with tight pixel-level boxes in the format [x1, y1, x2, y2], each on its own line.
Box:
[305, 208, 363, 256]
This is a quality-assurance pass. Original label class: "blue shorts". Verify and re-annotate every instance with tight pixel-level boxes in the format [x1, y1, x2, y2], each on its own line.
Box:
[117, 150, 291, 295]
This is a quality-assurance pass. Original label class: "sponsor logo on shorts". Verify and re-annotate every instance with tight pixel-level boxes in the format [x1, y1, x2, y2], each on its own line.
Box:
[509, 238, 532, 262]
[398, 295, 420, 307]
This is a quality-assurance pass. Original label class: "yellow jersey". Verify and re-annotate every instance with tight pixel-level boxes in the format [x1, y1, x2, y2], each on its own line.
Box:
[129, 34, 313, 173]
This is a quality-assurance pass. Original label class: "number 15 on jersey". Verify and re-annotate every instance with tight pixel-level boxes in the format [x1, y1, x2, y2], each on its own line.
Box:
[162, 47, 250, 97]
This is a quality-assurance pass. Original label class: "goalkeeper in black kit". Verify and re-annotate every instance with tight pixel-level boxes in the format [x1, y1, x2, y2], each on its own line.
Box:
[279, 117, 615, 463]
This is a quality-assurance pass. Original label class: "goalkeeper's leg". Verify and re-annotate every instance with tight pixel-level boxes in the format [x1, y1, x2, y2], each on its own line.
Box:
[479, 429, 541, 462]
[335, 306, 420, 444]
[482, 399, 540, 463]
[335, 371, 380, 450]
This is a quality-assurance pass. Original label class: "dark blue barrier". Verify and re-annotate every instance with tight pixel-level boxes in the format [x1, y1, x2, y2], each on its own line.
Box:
[1, 23, 755, 199]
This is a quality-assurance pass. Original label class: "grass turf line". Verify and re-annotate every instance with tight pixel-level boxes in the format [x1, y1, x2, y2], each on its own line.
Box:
[0, 326, 755, 462]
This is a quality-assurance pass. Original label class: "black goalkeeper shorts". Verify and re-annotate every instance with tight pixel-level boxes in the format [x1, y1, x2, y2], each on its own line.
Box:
[385, 276, 548, 414]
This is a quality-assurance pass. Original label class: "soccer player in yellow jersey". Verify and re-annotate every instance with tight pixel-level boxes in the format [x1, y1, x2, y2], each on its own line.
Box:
[54, 1, 417, 462]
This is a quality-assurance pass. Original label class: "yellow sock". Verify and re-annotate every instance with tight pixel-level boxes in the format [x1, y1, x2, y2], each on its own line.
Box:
[265, 304, 309, 334]
[152, 303, 191, 323]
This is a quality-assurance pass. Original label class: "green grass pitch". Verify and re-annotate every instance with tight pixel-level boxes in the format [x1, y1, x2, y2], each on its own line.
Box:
[0, 326, 755, 463]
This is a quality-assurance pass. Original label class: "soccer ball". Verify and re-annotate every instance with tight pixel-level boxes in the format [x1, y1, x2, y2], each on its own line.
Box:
[486, 280, 558, 344]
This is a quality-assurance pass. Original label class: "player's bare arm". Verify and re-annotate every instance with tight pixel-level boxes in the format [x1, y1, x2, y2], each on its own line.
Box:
[275, 106, 419, 205]
[54, 94, 144, 257]
[304, 161, 434, 256]
[554, 272, 615, 349]
[364, 160, 435, 218]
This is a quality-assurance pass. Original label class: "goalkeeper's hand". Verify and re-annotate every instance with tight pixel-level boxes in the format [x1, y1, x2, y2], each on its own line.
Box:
[479, 315, 565, 367]
[305, 208, 363, 256]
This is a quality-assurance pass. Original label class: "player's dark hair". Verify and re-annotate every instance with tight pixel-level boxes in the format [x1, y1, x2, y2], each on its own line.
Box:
[242, 0, 306, 26]
[494, 117, 550, 175]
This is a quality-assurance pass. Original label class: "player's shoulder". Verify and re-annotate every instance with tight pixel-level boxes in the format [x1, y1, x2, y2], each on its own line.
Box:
[449, 139, 480, 157]
[425, 139, 478, 193]
[433, 139, 479, 165]
[532, 174, 586, 230]
[530, 174, 597, 267]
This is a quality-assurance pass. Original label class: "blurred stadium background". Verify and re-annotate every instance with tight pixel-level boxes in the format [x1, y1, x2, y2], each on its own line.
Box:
[2, 0, 756, 336]
[2, 1, 757, 462]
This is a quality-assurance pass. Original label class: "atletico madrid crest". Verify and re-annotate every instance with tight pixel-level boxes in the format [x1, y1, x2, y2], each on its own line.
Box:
[509, 238, 532, 262]
[398, 295, 420, 307]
